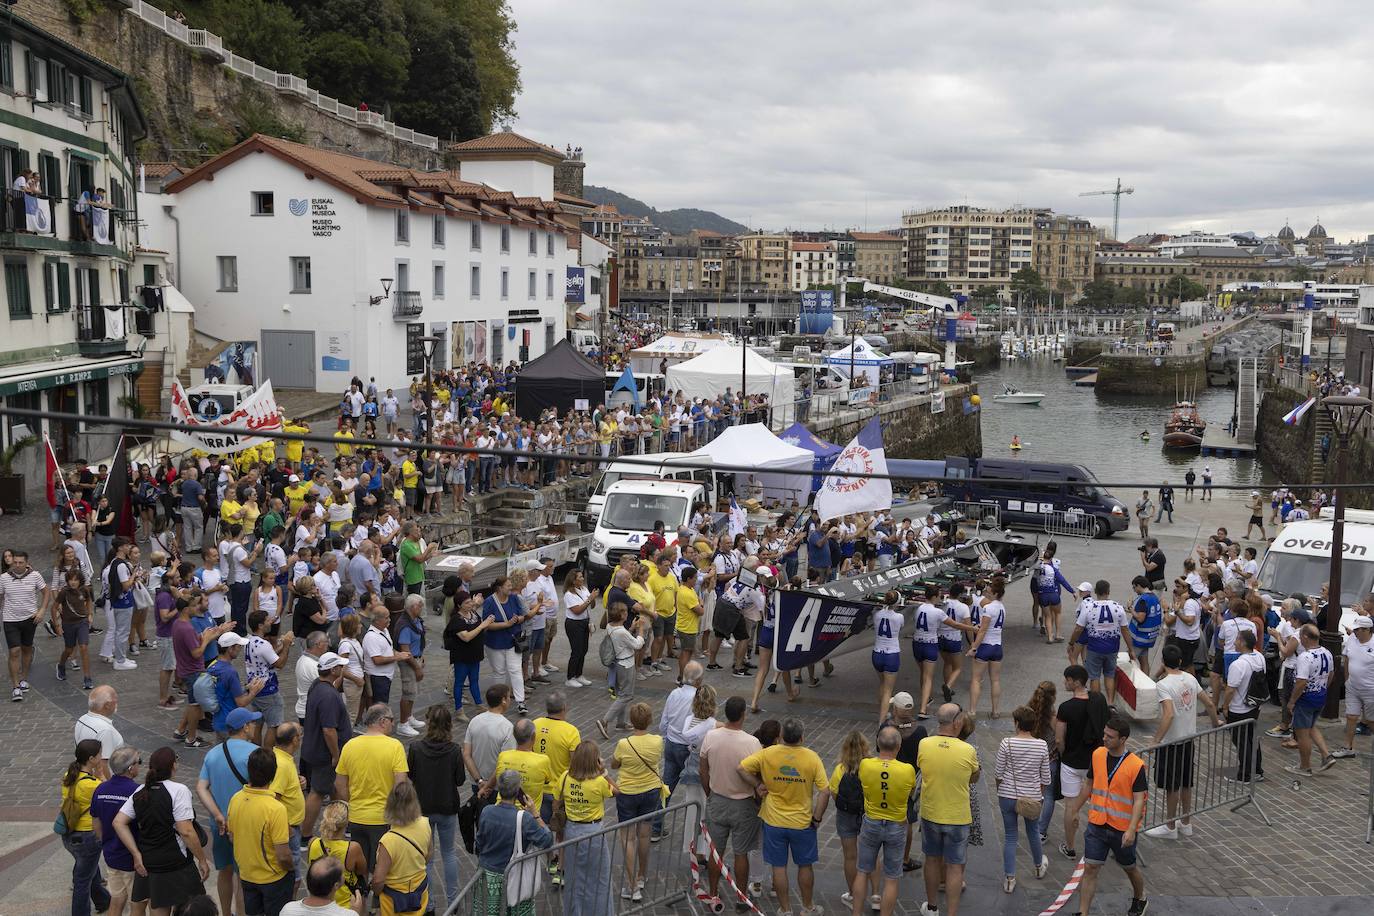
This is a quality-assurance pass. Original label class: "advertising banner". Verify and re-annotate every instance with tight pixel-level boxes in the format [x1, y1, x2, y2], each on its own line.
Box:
[566, 266, 586, 303]
[771, 589, 878, 671]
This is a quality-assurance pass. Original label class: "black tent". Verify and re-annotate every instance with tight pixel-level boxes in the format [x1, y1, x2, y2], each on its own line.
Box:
[514, 339, 606, 417]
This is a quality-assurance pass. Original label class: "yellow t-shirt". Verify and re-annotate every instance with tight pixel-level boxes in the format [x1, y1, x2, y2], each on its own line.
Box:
[308, 837, 360, 907]
[235, 447, 259, 473]
[284, 483, 311, 516]
[334, 430, 355, 457]
[271, 747, 305, 826]
[61, 772, 99, 833]
[626, 582, 654, 615]
[533, 717, 581, 783]
[401, 460, 420, 489]
[336, 734, 409, 826]
[645, 566, 677, 617]
[613, 734, 664, 795]
[227, 787, 289, 885]
[259, 440, 276, 464]
[739, 744, 829, 829]
[494, 748, 553, 802]
[598, 421, 615, 445]
[377, 816, 431, 892]
[283, 424, 308, 463]
[857, 756, 917, 823]
[674, 584, 701, 634]
[239, 501, 261, 530]
[916, 735, 979, 826]
[219, 499, 243, 524]
[555, 774, 613, 823]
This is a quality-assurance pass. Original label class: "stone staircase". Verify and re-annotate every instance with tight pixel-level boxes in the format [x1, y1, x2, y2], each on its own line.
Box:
[1309, 401, 1333, 485]
[1236, 356, 1259, 444]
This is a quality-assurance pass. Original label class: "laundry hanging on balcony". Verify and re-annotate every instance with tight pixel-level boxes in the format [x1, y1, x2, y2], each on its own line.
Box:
[92, 206, 110, 244]
[102, 304, 125, 340]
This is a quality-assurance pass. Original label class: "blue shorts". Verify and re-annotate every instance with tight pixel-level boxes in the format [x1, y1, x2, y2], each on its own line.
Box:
[920, 819, 969, 866]
[1292, 702, 1322, 730]
[615, 788, 662, 823]
[1084, 649, 1118, 682]
[938, 637, 963, 655]
[975, 643, 1003, 662]
[761, 823, 818, 867]
[872, 651, 900, 674]
[527, 627, 547, 651]
[212, 830, 235, 871]
[834, 809, 862, 840]
[1084, 821, 1137, 867]
[1222, 652, 1240, 678]
[757, 626, 774, 649]
[912, 641, 939, 663]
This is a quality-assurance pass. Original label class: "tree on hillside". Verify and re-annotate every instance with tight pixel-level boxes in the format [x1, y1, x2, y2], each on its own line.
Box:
[393, 1, 484, 139]
[447, 0, 522, 128]
[283, 0, 413, 111]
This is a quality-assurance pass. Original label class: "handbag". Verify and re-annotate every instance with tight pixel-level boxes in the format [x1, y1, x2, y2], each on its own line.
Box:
[1014, 795, 1044, 821]
[505, 809, 544, 906]
[549, 775, 568, 833]
[132, 582, 154, 611]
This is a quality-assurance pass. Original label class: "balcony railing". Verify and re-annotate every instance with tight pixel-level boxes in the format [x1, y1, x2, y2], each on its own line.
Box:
[187, 29, 226, 60]
[357, 110, 386, 132]
[76, 304, 130, 356]
[392, 290, 423, 320]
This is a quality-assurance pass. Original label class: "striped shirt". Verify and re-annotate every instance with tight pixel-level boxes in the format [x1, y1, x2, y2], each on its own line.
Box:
[993, 735, 1051, 799]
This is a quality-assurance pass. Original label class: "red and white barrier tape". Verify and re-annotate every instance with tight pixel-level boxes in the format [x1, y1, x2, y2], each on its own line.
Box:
[686, 820, 766, 915]
[1037, 858, 1086, 916]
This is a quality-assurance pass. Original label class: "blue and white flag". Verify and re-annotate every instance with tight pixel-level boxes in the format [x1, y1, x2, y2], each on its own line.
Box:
[611, 365, 640, 409]
[92, 206, 110, 245]
[1283, 397, 1316, 425]
[814, 416, 891, 522]
[728, 495, 747, 538]
[24, 194, 50, 233]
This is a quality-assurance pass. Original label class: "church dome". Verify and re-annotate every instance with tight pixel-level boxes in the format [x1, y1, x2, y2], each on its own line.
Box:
[1277, 224, 1295, 240]
[1308, 221, 1328, 239]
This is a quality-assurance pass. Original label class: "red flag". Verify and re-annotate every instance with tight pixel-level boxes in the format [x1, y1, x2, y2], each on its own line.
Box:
[45, 438, 58, 509]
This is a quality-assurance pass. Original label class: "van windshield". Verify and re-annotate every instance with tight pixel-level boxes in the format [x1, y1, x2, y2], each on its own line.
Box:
[601, 493, 689, 532]
[594, 471, 625, 496]
[1257, 552, 1374, 606]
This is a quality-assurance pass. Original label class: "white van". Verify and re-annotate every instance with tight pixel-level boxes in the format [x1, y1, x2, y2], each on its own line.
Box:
[569, 329, 601, 353]
[585, 453, 718, 525]
[1256, 508, 1374, 630]
[589, 479, 710, 585]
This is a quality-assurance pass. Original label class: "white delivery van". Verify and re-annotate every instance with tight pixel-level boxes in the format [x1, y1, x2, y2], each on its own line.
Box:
[585, 453, 718, 528]
[1256, 507, 1374, 631]
[569, 329, 601, 353]
[588, 479, 709, 586]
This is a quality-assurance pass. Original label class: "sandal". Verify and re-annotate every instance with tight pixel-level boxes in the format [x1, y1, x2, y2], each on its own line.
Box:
[902, 858, 922, 872]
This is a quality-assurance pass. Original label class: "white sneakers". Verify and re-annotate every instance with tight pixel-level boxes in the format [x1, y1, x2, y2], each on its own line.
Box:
[564, 677, 593, 688]
[113, 659, 138, 671]
[396, 723, 420, 738]
[1035, 856, 1050, 879]
[405, 717, 424, 729]
[1144, 823, 1194, 839]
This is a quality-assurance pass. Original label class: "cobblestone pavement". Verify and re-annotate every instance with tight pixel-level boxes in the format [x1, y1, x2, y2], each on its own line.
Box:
[1, 487, 1371, 915]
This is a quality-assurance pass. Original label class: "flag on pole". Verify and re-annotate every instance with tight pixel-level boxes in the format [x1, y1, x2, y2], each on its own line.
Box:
[44, 437, 60, 510]
[1283, 397, 1316, 425]
[611, 365, 640, 409]
[101, 436, 132, 537]
[815, 417, 892, 522]
[728, 495, 747, 538]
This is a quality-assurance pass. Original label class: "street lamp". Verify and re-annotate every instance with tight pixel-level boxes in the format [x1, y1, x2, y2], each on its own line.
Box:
[740, 321, 752, 426]
[1319, 394, 1372, 623]
[368, 277, 394, 306]
[418, 335, 441, 449]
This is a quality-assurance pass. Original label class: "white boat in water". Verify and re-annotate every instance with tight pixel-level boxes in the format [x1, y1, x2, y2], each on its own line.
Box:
[993, 385, 1045, 405]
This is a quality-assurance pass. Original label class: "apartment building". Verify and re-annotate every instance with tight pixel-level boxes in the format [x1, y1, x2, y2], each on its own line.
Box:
[737, 232, 790, 292]
[1032, 213, 1095, 296]
[0, 14, 172, 469]
[849, 231, 903, 284]
[791, 240, 836, 291]
[900, 206, 1036, 296]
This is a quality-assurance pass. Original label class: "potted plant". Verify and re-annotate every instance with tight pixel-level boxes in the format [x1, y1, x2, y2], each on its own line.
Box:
[0, 435, 38, 514]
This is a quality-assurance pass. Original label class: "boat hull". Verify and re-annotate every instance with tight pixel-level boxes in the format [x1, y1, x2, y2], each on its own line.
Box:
[1162, 431, 1203, 448]
[994, 393, 1044, 405]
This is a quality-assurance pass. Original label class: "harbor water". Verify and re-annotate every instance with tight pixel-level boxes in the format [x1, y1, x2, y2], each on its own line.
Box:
[978, 357, 1267, 490]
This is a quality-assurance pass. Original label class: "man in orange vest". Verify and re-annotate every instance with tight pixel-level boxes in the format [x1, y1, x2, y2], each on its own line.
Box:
[1077, 716, 1148, 916]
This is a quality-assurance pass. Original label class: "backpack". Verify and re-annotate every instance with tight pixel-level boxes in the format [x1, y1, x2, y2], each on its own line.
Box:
[1244, 658, 1270, 706]
[599, 631, 617, 668]
[192, 668, 221, 714]
[834, 768, 864, 815]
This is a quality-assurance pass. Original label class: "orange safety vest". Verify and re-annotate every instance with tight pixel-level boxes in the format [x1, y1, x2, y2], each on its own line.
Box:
[1086, 746, 1144, 831]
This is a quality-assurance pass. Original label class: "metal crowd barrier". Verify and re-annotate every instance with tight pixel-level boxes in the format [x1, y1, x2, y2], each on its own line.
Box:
[443, 800, 705, 916]
[1042, 508, 1097, 540]
[952, 500, 1001, 534]
[1135, 717, 1271, 832]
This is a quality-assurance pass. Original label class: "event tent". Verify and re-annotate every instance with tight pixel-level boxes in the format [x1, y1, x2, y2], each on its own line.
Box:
[513, 339, 606, 417]
[825, 335, 894, 387]
[778, 422, 843, 492]
[664, 344, 796, 408]
[689, 422, 813, 505]
[628, 332, 728, 374]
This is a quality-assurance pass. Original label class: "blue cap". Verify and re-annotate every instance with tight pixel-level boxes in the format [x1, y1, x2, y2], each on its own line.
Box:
[225, 707, 263, 731]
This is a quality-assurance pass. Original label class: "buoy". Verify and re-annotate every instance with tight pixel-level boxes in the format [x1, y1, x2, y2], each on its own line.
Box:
[970, 394, 981, 406]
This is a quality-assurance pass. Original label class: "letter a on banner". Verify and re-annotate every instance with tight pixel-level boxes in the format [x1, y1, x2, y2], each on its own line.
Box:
[814, 416, 891, 522]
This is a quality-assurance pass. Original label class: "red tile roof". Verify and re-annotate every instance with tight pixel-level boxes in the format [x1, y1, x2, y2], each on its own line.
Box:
[140, 162, 184, 178]
[446, 131, 565, 162]
[792, 241, 831, 252]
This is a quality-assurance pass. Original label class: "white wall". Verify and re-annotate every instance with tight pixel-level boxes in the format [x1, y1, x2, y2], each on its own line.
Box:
[456, 159, 554, 200]
[164, 153, 572, 392]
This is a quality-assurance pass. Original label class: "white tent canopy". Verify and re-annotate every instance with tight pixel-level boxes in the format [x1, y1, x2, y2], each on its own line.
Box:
[826, 335, 893, 386]
[629, 332, 728, 374]
[688, 422, 813, 505]
[664, 344, 796, 409]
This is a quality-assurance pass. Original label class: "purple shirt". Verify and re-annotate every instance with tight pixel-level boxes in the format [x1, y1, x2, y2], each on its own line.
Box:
[155, 589, 176, 637]
[171, 617, 205, 679]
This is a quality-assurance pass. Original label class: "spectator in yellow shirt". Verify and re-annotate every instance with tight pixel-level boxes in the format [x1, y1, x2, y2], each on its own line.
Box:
[284, 476, 311, 516]
[270, 724, 307, 878]
[644, 553, 678, 671]
[554, 741, 619, 912]
[227, 748, 293, 915]
[61, 740, 107, 915]
[334, 423, 356, 459]
[674, 567, 703, 680]
[533, 694, 581, 824]
[483, 719, 552, 804]
[282, 420, 309, 467]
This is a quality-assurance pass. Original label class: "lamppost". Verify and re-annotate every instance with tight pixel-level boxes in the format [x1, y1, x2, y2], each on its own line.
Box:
[1319, 393, 1372, 716]
[418, 335, 441, 449]
[740, 320, 752, 426]
[368, 277, 394, 307]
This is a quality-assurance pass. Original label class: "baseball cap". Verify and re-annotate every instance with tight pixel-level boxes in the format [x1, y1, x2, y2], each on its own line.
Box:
[1077, 581, 1094, 593]
[217, 632, 249, 649]
[225, 707, 262, 730]
[1355, 616, 1374, 630]
[289, 474, 301, 483]
[890, 691, 915, 710]
[317, 652, 348, 671]
[525, 558, 545, 572]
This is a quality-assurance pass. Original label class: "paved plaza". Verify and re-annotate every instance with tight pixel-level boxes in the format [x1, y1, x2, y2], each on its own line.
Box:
[0, 487, 1371, 915]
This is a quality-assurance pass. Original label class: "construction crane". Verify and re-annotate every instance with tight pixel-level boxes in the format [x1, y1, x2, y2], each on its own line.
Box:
[1079, 178, 1134, 240]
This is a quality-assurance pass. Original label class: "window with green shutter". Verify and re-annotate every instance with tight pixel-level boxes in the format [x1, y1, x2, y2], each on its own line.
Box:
[57, 262, 71, 311]
[0, 41, 12, 91]
[5, 261, 32, 319]
[38, 153, 60, 203]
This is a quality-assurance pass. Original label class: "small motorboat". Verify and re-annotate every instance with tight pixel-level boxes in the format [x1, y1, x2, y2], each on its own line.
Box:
[993, 385, 1045, 406]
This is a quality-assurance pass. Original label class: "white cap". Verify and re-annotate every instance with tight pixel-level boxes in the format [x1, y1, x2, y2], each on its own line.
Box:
[217, 632, 249, 649]
[890, 691, 915, 709]
[289, 475, 301, 483]
[1077, 581, 1094, 593]
[525, 558, 545, 572]
[1355, 616, 1374, 630]
[317, 652, 349, 671]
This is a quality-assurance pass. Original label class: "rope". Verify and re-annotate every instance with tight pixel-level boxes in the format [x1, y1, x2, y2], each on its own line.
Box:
[1037, 858, 1086, 916]
[686, 820, 764, 915]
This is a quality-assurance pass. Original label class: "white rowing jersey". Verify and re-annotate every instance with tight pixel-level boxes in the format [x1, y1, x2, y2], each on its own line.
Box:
[873, 606, 903, 654]
[939, 599, 970, 642]
[912, 602, 948, 644]
[975, 599, 1007, 646]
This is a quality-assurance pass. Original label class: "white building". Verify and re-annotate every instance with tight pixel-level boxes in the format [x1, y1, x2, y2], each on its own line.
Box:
[157, 131, 590, 393]
[1156, 232, 1239, 258]
[0, 14, 191, 486]
[791, 241, 836, 291]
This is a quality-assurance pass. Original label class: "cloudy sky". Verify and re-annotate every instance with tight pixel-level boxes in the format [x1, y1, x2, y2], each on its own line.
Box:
[507, 1, 1373, 242]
